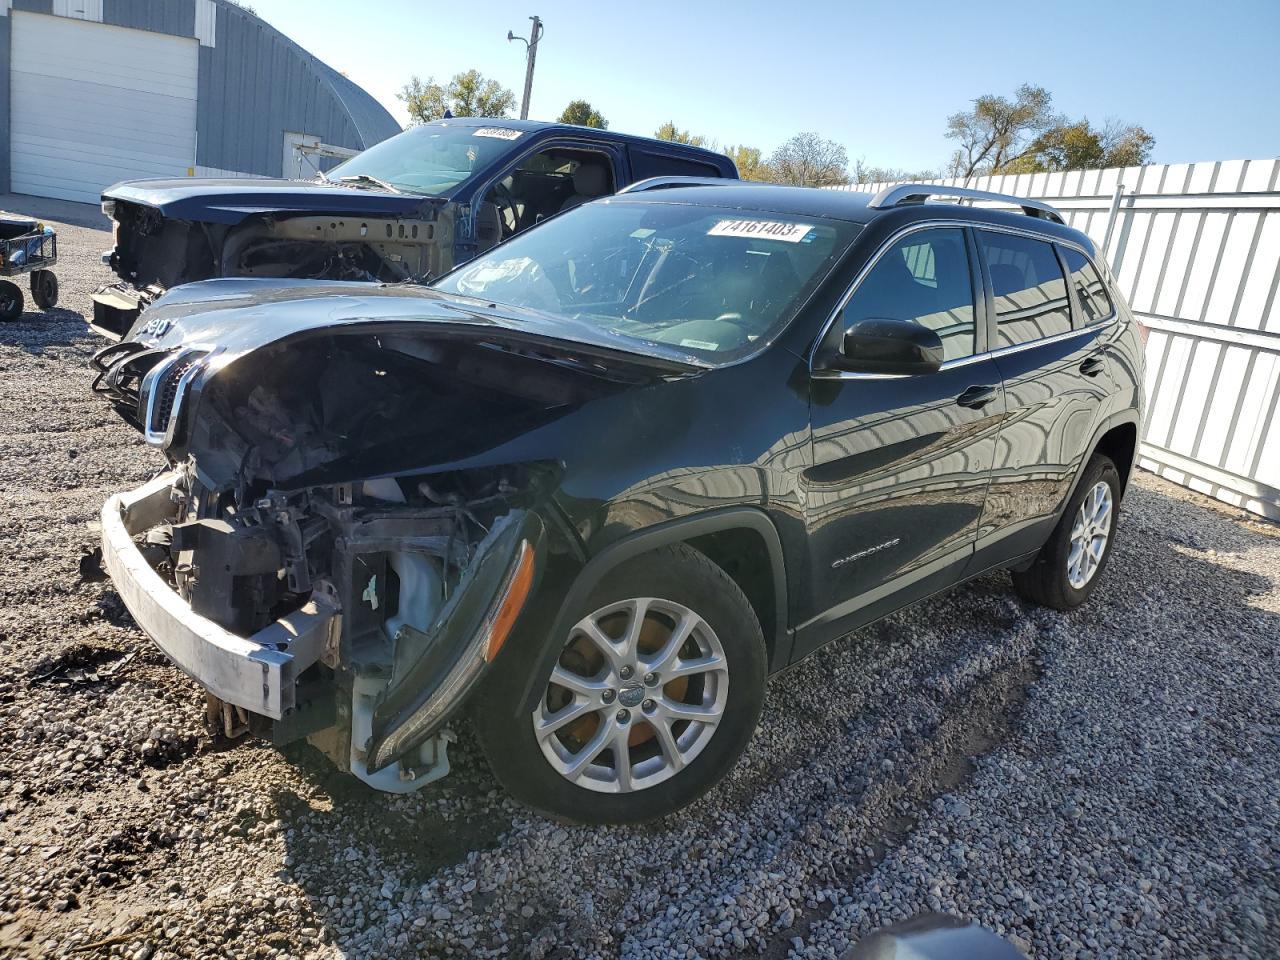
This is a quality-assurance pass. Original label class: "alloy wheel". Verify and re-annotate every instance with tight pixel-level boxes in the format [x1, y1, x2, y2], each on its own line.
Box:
[532, 597, 728, 793]
[1067, 480, 1113, 589]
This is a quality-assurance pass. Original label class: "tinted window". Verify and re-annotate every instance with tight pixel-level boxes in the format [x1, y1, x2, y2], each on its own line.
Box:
[979, 232, 1073, 346]
[629, 149, 722, 180]
[1061, 247, 1115, 325]
[435, 200, 859, 363]
[843, 227, 976, 361]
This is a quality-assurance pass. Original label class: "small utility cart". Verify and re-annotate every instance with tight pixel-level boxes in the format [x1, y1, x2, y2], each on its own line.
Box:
[0, 216, 58, 322]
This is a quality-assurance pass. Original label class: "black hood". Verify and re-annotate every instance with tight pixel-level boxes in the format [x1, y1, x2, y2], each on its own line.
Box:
[131, 278, 709, 374]
[104, 177, 438, 225]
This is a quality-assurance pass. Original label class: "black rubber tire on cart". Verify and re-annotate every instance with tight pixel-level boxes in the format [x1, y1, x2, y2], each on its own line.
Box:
[30, 269, 58, 310]
[474, 543, 767, 824]
[0, 280, 23, 322]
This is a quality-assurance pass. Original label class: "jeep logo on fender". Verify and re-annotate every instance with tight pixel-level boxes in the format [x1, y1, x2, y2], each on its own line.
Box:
[139, 316, 174, 339]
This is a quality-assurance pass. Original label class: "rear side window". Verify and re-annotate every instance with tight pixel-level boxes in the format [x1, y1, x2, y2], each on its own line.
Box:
[978, 232, 1073, 347]
[844, 227, 976, 361]
[629, 148, 723, 181]
[1060, 247, 1115, 324]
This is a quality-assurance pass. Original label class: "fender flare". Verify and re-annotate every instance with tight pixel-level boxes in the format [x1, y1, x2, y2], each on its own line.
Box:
[516, 506, 792, 714]
[1065, 408, 1142, 510]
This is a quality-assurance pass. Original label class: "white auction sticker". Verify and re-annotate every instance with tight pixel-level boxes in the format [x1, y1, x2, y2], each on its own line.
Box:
[473, 127, 523, 140]
[708, 219, 813, 243]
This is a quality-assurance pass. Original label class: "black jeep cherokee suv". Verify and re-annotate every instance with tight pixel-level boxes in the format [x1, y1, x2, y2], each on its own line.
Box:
[94, 180, 1144, 823]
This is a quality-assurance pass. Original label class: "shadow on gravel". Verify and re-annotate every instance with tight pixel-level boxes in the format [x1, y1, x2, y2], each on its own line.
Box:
[269, 732, 512, 944]
[0, 306, 90, 356]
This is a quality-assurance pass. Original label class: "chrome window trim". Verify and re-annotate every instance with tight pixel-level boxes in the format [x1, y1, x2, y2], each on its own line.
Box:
[808, 218, 1117, 380]
[812, 326, 1100, 381]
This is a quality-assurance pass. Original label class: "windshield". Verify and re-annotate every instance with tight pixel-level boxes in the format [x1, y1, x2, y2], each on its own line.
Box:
[326, 122, 526, 195]
[433, 199, 860, 362]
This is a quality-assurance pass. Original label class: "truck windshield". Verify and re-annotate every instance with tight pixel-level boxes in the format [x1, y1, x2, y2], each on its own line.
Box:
[326, 122, 525, 196]
[433, 199, 860, 362]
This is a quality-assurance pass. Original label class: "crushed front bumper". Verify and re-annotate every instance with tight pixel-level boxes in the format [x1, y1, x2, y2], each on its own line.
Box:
[100, 472, 337, 720]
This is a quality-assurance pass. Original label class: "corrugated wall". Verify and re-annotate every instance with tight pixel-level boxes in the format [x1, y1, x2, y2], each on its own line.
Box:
[832, 160, 1280, 520]
[102, 0, 193, 37]
[194, 2, 398, 177]
[0, 0, 398, 191]
[0, 13, 9, 192]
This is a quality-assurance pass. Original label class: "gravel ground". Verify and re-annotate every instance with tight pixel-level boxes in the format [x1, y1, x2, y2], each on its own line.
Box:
[0, 200, 1277, 960]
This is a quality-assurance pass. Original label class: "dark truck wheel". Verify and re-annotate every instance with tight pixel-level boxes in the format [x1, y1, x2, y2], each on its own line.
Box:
[30, 270, 58, 309]
[1012, 454, 1121, 610]
[474, 543, 766, 823]
[0, 280, 23, 322]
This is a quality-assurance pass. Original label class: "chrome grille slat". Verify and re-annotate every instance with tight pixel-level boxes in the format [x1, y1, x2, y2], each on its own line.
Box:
[139, 348, 210, 446]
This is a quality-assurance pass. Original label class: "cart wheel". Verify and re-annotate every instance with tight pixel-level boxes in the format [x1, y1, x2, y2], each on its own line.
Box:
[31, 270, 59, 310]
[0, 280, 23, 322]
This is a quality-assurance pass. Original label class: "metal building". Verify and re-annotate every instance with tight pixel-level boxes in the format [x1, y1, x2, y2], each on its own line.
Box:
[0, 0, 400, 203]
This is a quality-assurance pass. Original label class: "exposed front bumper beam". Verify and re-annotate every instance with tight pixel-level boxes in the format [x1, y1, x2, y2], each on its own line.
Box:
[100, 473, 337, 719]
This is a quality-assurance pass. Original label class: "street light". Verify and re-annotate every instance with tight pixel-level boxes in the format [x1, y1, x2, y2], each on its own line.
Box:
[508, 15, 544, 121]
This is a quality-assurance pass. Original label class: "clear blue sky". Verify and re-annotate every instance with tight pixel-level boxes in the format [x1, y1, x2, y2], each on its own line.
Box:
[251, 0, 1280, 169]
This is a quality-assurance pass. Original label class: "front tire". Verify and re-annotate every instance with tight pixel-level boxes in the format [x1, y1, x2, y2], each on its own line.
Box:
[474, 543, 766, 823]
[1011, 454, 1121, 610]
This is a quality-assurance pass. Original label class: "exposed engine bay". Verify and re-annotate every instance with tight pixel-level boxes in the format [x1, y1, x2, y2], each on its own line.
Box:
[93, 198, 455, 339]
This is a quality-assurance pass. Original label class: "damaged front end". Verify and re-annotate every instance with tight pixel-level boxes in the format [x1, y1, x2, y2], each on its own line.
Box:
[92, 322, 641, 790]
[102, 466, 541, 790]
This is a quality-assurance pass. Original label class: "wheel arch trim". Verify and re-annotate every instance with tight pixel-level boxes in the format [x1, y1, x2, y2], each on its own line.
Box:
[1065, 409, 1141, 513]
[516, 507, 792, 715]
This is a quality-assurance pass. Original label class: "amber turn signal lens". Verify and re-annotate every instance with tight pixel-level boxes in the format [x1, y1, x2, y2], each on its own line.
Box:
[484, 540, 535, 663]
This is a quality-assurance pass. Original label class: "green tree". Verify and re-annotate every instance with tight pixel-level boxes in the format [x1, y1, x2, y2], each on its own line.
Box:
[398, 70, 516, 125]
[559, 100, 608, 129]
[945, 83, 1059, 179]
[998, 118, 1155, 173]
[724, 144, 771, 182]
[1097, 119, 1156, 168]
[768, 132, 849, 186]
[654, 121, 707, 147]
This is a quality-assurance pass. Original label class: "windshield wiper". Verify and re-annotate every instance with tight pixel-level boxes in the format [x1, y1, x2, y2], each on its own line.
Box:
[335, 174, 401, 194]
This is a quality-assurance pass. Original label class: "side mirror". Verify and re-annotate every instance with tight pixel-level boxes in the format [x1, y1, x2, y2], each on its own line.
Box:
[836, 317, 944, 375]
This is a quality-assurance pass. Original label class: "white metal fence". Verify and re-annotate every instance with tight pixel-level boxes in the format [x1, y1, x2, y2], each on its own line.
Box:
[831, 159, 1280, 520]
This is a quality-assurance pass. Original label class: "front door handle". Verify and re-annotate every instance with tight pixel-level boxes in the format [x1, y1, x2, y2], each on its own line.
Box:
[956, 384, 997, 409]
[1079, 357, 1106, 377]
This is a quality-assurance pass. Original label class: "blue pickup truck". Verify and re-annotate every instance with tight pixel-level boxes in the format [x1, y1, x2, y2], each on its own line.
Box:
[91, 117, 738, 338]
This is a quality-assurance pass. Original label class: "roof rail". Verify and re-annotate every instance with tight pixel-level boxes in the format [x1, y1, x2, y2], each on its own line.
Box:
[867, 184, 1065, 225]
[618, 176, 748, 194]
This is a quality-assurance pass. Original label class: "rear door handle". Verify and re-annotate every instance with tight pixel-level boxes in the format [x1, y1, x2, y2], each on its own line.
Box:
[956, 384, 997, 409]
[1079, 357, 1106, 377]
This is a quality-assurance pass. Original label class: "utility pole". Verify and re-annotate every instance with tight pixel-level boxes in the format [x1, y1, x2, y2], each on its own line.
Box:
[507, 15, 544, 121]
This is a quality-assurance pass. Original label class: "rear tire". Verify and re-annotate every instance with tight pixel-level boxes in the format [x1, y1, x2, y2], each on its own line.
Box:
[30, 270, 58, 310]
[1011, 454, 1120, 610]
[474, 543, 766, 824]
[0, 280, 23, 322]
